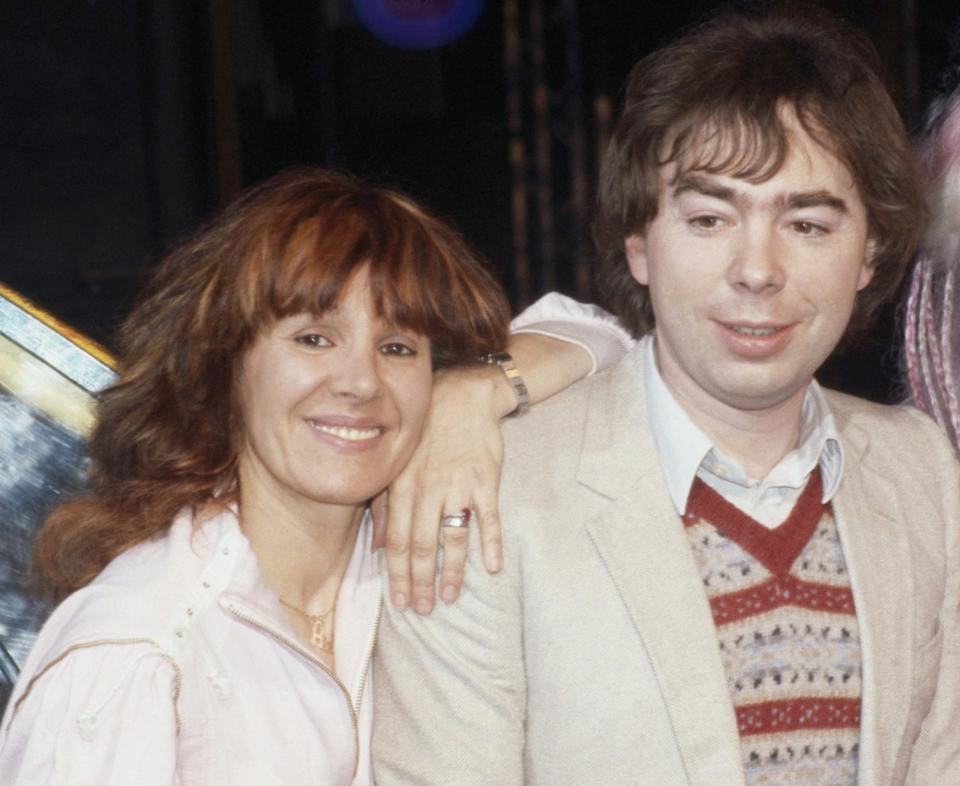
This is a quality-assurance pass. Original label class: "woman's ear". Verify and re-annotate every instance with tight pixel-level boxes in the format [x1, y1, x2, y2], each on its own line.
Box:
[624, 234, 650, 285]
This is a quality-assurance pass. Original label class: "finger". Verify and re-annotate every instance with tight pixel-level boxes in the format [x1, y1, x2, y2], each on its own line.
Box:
[384, 483, 416, 610]
[409, 496, 447, 614]
[370, 490, 388, 552]
[474, 486, 503, 574]
[438, 521, 470, 605]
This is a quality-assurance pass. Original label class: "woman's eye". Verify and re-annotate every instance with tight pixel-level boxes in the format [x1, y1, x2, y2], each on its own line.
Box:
[295, 333, 331, 348]
[380, 342, 416, 356]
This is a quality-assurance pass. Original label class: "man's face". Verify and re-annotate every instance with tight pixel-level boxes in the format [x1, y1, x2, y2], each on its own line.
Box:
[625, 116, 875, 418]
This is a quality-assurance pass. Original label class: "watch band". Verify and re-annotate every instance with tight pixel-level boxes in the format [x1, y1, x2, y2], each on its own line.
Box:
[481, 351, 530, 416]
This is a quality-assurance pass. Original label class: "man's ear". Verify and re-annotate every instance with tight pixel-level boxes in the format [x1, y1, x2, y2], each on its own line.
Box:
[624, 234, 649, 285]
[857, 237, 878, 292]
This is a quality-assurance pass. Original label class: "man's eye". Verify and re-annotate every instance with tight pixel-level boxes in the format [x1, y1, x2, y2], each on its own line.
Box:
[792, 220, 827, 236]
[381, 342, 416, 356]
[295, 334, 331, 347]
[689, 215, 724, 230]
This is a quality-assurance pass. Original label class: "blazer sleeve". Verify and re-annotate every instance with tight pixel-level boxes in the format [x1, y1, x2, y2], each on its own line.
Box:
[0, 642, 180, 785]
[372, 523, 527, 786]
[904, 420, 960, 782]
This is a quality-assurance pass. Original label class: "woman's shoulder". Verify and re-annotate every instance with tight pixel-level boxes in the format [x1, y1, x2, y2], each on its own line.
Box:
[57, 508, 241, 625]
[10, 508, 251, 708]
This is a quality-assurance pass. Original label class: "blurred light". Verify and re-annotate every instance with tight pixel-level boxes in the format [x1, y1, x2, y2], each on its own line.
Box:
[353, 0, 485, 50]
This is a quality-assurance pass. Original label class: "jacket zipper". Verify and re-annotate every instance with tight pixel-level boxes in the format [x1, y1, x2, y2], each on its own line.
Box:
[350, 592, 382, 717]
[224, 602, 376, 781]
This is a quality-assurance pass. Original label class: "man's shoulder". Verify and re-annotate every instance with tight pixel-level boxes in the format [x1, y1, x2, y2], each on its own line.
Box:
[497, 346, 653, 534]
[499, 373, 598, 498]
[503, 342, 647, 458]
[824, 387, 944, 438]
[823, 386, 957, 475]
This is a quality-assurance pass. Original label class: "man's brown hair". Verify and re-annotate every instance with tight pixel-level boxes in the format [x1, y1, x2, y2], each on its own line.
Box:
[594, 3, 924, 341]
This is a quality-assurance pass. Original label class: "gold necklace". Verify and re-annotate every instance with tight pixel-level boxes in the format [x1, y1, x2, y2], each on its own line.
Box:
[279, 597, 336, 653]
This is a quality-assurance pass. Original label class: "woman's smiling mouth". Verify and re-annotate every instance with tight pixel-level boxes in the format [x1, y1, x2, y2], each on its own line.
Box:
[306, 420, 384, 441]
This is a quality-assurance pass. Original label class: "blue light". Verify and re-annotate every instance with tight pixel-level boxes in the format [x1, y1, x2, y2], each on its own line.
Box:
[353, 0, 486, 50]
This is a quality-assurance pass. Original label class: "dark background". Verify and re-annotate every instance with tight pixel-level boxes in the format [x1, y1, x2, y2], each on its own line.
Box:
[3, 0, 959, 401]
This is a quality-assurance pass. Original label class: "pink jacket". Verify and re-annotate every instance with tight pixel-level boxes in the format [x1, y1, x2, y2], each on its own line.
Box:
[0, 507, 381, 785]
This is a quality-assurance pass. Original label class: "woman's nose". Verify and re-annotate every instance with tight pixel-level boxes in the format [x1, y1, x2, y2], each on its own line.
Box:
[330, 346, 382, 402]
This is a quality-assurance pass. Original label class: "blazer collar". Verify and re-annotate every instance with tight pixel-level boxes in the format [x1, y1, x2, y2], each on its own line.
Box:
[578, 345, 746, 786]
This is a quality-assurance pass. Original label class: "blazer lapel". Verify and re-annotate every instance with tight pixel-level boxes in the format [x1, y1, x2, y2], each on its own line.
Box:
[831, 419, 913, 786]
[578, 347, 746, 786]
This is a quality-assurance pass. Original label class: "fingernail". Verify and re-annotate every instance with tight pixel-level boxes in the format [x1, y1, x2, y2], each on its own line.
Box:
[441, 585, 457, 604]
[393, 593, 407, 610]
[415, 598, 433, 614]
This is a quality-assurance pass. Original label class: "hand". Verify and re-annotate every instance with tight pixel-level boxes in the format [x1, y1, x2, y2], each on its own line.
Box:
[372, 364, 511, 614]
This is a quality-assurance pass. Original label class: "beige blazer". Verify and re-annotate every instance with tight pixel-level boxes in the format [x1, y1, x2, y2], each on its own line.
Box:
[373, 345, 960, 786]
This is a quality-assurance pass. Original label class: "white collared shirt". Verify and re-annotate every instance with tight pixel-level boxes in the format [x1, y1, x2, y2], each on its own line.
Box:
[642, 335, 844, 529]
[509, 293, 844, 528]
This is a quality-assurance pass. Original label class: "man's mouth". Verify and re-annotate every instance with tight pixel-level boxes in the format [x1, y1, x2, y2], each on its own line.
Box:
[727, 325, 782, 337]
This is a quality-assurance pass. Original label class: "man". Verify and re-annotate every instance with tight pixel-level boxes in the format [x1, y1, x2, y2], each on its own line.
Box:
[373, 6, 960, 785]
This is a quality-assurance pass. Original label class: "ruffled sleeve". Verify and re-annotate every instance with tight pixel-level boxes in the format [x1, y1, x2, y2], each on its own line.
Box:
[0, 641, 180, 785]
[511, 291, 635, 375]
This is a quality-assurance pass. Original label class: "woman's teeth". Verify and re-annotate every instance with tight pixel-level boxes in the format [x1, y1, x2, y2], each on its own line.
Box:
[309, 422, 381, 440]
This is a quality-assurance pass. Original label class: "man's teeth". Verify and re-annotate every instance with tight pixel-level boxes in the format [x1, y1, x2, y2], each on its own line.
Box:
[309, 422, 381, 440]
[730, 325, 779, 337]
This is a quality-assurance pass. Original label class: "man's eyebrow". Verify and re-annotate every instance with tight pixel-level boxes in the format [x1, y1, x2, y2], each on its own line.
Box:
[782, 190, 849, 213]
[672, 174, 850, 214]
[672, 174, 739, 204]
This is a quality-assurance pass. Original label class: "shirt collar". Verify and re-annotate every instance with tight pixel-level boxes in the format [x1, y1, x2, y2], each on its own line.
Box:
[642, 334, 845, 514]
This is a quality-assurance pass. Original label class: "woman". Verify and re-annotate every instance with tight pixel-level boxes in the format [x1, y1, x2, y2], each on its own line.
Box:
[0, 168, 511, 784]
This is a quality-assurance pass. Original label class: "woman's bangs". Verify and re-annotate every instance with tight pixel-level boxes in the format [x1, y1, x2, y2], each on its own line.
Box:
[229, 183, 502, 365]
[363, 229, 454, 340]
[245, 212, 373, 326]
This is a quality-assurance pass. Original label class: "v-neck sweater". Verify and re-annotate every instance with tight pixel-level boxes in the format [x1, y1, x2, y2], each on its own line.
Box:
[684, 469, 862, 786]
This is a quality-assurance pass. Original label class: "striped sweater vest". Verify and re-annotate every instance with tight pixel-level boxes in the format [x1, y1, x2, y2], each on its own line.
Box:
[683, 469, 862, 786]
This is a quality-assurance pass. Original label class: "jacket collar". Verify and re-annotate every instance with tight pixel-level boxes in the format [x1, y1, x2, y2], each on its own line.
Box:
[217, 509, 382, 700]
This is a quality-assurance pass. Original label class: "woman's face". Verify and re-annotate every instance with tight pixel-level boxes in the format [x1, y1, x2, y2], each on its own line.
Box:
[236, 269, 433, 512]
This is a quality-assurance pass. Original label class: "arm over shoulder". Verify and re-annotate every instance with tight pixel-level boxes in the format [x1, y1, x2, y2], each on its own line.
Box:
[0, 641, 180, 786]
[512, 292, 634, 375]
[373, 522, 526, 786]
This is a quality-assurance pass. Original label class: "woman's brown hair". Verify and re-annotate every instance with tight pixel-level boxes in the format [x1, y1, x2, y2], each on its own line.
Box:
[35, 168, 509, 597]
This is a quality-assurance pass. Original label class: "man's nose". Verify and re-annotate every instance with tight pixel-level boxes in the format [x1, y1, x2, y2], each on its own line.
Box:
[726, 224, 786, 293]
